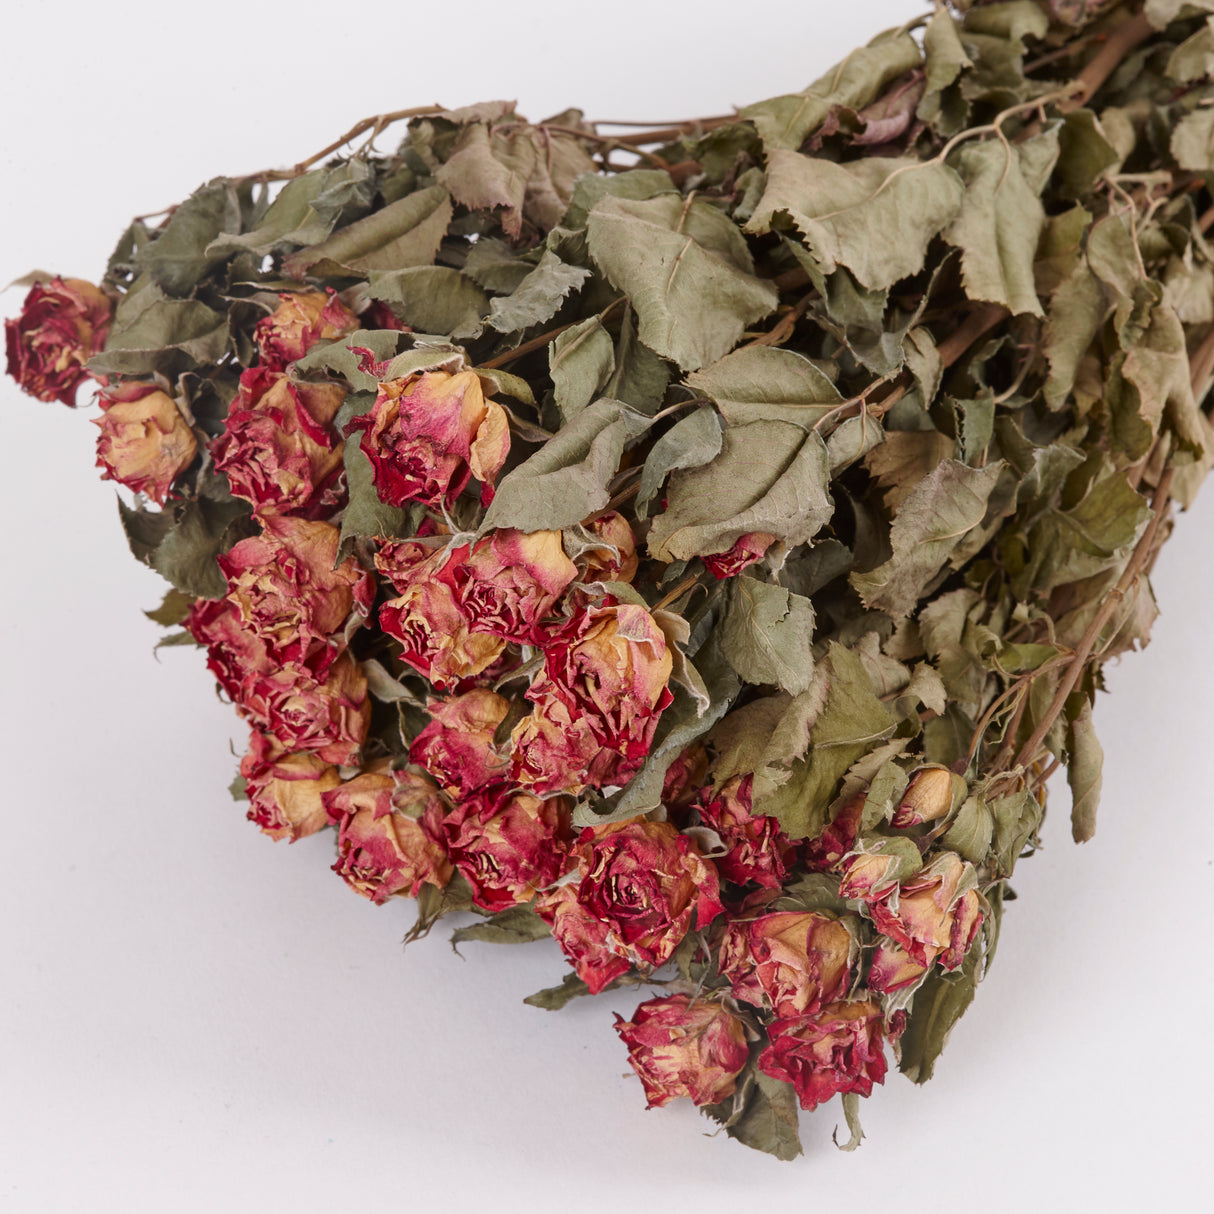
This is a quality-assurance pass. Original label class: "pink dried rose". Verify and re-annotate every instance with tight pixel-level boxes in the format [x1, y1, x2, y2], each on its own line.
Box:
[409, 689, 511, 797]
[324, 767, 452, 903]
[213, 368, 347, 518]
[254, 290, 358, 370]
[241, 652, 371, 767]
[759, 1000, 890, 1111]
[375, 541, 506, 690]
[702, 532, 775, 579]
[865, 852, 984, 971]
[455, 528, 577, 643]
[614, 994, 750, 1109]
[867, 939, 931, 994]
[572, 819, 724, 969]
[5, 276, 111, 405]
[241, 728, 342, 842]
[837, 846, 907, 903]
[218, 516, 374, 678]
[890, 766, 956, 828]
[696, 774, 796, 890]
[510, 603, 674, 795]
[344, 369, 510, 508]
[534, 882, 632, 994]
[442, 785, 572, 912]
[189, 596, 371, 766]
[719, 911, 854, 1017]
[93, 382, 197, 505]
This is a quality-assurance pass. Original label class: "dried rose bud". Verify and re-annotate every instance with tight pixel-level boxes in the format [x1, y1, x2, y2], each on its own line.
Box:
[868, 853, 984, 971]
[534, 882, 632, 994]
[443, 785, 572, 912]
[867, 938, 930, 994]
[510, 603, 674, 795]
[572, 819, 723, 969]
[614, 994, 750, 1109]
[5, 276, 111, 405]
[696, 774, 796, 890]
[254, 290, 358, 370]
[719, 911, 854, 1017]
[702, 532, 775, 579]
[891, 766, 956, 828]
[661, 744, 709, 814]
[838, 849, 905, 903]
[241, 729, 341, 842]
[324, 768, 451, 902]
[802, 791, 864, 871]
[94, 383, 197, 505]
[409, 689, 511, 797]
[580, 511, 640, 584]
[213, 368, 346, 519]
[759, 1000, 890, 1111]
[218, 516, 374, 679]
[345, 369, 510, 508]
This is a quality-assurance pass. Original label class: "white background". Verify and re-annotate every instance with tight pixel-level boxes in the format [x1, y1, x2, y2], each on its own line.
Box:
[1, 2, 1211, 1210]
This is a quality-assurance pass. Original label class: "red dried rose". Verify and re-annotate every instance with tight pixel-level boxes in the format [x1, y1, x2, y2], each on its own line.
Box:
[759, 1000, 890, 1111]
[344, 369, 510, 508]
[510, 603, 674, 795]
[802, 791, 865, 872]
[409, 689, 511, 797]
[218, 516, 374, 678]
[213, 368, 346, 518]
[188, 597, 371, 765]
[614, 994, 750, 1108]
[376, 541, 506, 690]
[241, 728, 341, 842]
[718, 911, 854, 1017]
[863, 852, 984, 971]
[572, 819, 724, 969]
[254, 290, 358, 370]
[443, 785, 572, 912]
[455, 528, 577, 643]
[702, 532, 775, 579]
[5, 276, 111, 405]
[661, 744, 710, 815]
[324, 767, 452, 903]
[93, 382, 197, 504]
[534, 882, 632, 994]
[696, 774, 796, 889]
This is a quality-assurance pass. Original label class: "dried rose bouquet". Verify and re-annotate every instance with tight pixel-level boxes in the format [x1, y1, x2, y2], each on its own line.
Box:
[8, 0, 1214, 1160]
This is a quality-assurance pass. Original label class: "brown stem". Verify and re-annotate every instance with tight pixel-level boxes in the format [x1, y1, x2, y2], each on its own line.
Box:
[238, 105, 447, 184]
[608, 115, 740, 146]
[1059, 11, 1155, 114]
[746, 292, 815, 348]
[1009, 464, 1175, 771]
[479, 322, 574, 370]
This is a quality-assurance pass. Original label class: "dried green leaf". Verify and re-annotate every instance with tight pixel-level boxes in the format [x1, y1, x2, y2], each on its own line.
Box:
[450, 906, 551, 950]
[283, 185, 452, 277]
[720, 578, 816, 695]
[482, 399, 628, 532]
[636, 406, 722, 517]
[135, 179, 240, 296]
[742, 29, 922, 151]
[1067, 699, 1104, 843]
[90, 285, 229, 377]
[647, 421, 832, 562]
[523, 972, 595, 1010]
[549, 316, 616, 423]
[485, 249, 590, 334]
[685, 345, 841, 429]
[851, 460, 1005, 619]
[587, 193, 778, 371]
[899, 944, 981, 1084]
[366, 266, 488, 338]
[748, 152, 965, 291]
